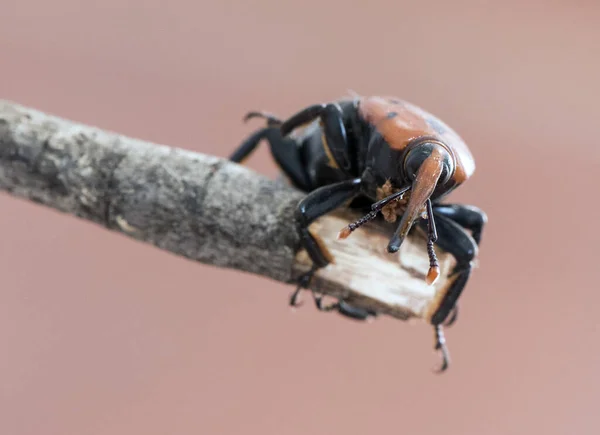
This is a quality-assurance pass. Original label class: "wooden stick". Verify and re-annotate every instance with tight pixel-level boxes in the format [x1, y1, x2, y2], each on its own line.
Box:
[0, 100, 456, 322]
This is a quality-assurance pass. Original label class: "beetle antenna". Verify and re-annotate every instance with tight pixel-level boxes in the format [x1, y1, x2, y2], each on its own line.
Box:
[337, 186, 410, 239]
[425, 198, 440, 285]
[337, 209, 379, 239]
[370, 186, 411, 211]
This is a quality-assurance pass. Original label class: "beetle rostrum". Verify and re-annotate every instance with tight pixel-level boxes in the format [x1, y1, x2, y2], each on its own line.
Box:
[386, 140, 453, 253]
[229, 93, 487, 373]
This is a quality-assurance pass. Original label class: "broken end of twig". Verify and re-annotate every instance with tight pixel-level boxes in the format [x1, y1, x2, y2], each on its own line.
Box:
[291, 209, 457, 322]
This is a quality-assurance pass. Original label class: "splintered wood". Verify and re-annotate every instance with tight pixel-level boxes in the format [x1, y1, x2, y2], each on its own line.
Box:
[293, 209, 457, 321]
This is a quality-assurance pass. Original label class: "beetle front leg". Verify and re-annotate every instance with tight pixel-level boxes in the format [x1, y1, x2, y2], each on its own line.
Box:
[419, 212, 478, 372]
[433, 204, 487, 245]
[290, 178, 363, 307]
[431, 203, 486, 326]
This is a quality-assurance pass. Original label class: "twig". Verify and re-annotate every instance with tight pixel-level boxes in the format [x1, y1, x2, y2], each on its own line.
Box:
[0, 100, 456, 322]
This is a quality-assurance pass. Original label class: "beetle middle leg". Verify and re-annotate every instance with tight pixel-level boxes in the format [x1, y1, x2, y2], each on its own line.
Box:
[290, 178, 363, 307]
[419, 212, 478, 372]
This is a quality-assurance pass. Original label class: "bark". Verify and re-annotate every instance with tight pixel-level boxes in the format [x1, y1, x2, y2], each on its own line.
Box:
[0, 100, 456, 321]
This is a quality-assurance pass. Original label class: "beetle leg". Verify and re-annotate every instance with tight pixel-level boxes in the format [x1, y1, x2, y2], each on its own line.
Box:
[230, 111, 282, 162]
[431, 203, 486, 327]
[418, 212, 478, 372]
[443, 305, 459, 327]
[229, 126, 312, 191]
[335, 300, 377, 321]
[318, 104, 354, 172]
[434, 325, 450, 373]
[243, 111, 283, 126]
[279, 104, 327, 136]
[433, 204, 487, 245]
[281, 103, 354, 173]
[230, 127, 271, 163]
[290, 178, 363, 306]
[289, 265, 318, 307]
[310, 292, 377, 321]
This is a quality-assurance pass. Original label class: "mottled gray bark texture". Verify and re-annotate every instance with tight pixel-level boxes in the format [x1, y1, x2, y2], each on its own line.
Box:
[0, 100, 456, 321]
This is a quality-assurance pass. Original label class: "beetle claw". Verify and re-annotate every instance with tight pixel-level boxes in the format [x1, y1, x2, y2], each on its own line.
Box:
[243, 111, 282, 127]
[289, 267, 317, 309]
[312, 293, 337, 312]
[289, 289, 304, 308]
[433, 325, 450, 373]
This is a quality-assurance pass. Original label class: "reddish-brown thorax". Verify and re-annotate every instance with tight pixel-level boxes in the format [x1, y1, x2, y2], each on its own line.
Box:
[357, 96, 475, 184]
[358, 96, 436, 151]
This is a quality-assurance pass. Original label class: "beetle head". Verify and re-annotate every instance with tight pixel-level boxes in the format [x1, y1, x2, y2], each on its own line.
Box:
[386, 140, 455, 253]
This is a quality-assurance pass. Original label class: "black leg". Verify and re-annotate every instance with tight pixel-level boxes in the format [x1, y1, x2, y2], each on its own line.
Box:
[431, 203, 486, 327]
[229, 127, 270, 163]
[290, 178, 363, 306]
[310, 292, 377, 321]
[292, 270, 375, 321]
[434, 325, 450, 373]
[433, 204, 487, 245]
[280, 103, 354, 173]
[337, 301, 378, 320]
[229, 124, 311, 191]
[431, 212, 477, 324]
[296, 178, 362, 267]
[443, 305, 459, 327]
[418, 211, 478, 372]
[279, 104, 326, 136]
[230, 111, 283, 162]
[289, 264, 318, 307]
[243, 111, 282, 127]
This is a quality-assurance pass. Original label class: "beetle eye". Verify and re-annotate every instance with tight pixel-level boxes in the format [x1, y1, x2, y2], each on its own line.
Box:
[403, 142, 454, 185]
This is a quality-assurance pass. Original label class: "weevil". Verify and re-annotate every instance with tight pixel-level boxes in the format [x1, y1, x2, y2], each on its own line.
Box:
[229, 94, 487, 372]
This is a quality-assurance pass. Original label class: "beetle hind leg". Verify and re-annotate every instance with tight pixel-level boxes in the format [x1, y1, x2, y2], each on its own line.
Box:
[430, 203, 487, 327]
[230, 110, 284, 163]
[243, 111, 283, 127]
[229, 126, 312, 191]
[418, 211, 478, 372]
[280, 102, 355, 173]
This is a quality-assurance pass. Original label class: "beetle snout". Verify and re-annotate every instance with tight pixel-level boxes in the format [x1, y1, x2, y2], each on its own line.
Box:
[388, 145, 447, 253]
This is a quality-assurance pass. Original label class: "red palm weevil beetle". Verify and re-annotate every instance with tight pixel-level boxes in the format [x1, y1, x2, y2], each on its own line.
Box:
[229, 94, 487, 372]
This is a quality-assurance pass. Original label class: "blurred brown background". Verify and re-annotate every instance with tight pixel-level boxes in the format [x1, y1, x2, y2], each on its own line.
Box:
[1, 1, 599, 434]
